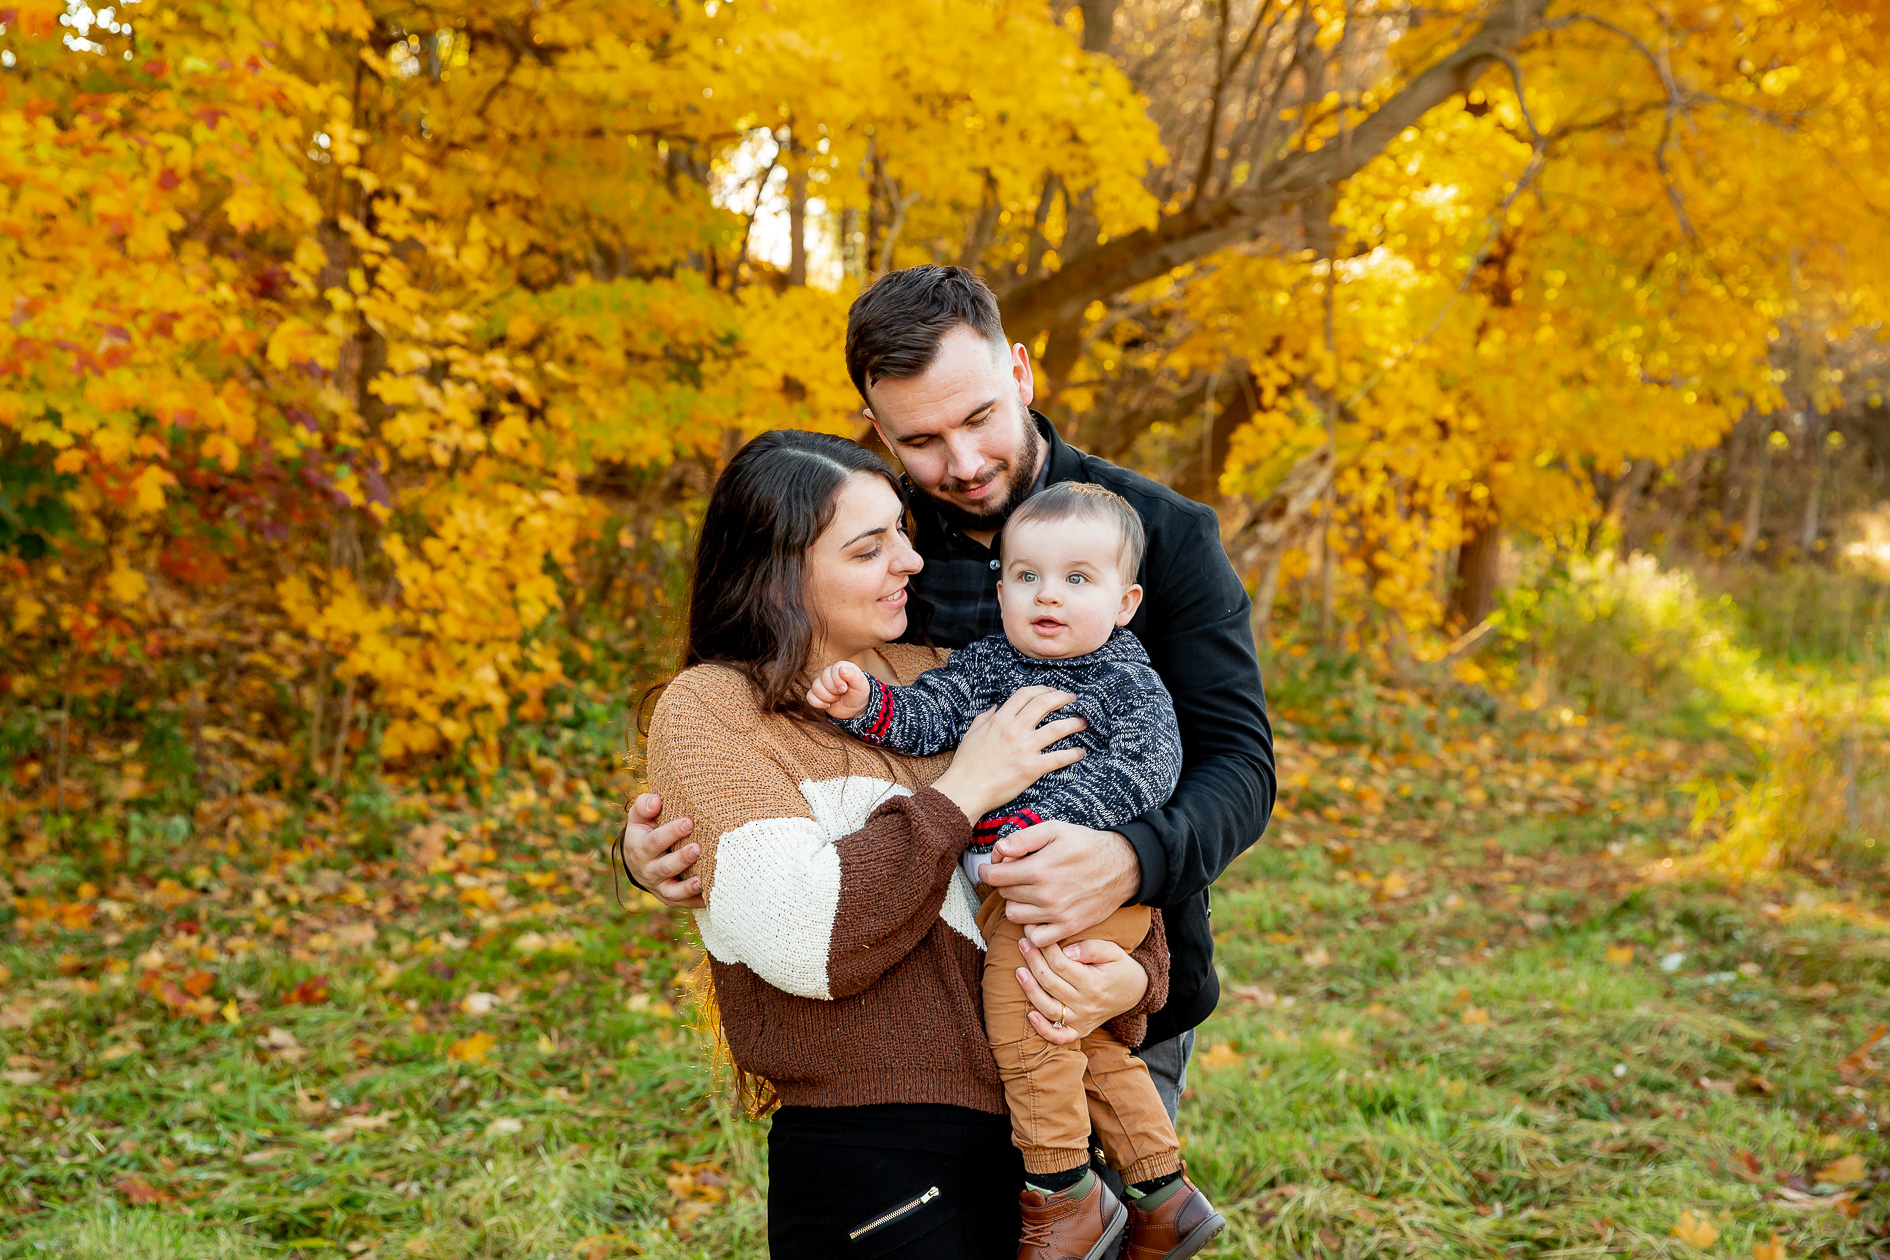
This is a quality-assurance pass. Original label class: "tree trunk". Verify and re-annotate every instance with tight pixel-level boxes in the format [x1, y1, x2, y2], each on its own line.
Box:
[1801, 412, 1830, 555]
[1734, 433, 1771, 562]
[1316, 495, 1336, 643]
[1078, 0, 1117, 51]
[1171, 364, 1255, 504]
[787, 149, 808, 287]
[1450, 509, 1502, 630]
[1252, 549, 1284, 651]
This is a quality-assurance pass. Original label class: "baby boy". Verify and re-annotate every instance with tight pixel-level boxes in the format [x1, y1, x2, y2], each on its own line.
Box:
[806, 482, 1224, 1260]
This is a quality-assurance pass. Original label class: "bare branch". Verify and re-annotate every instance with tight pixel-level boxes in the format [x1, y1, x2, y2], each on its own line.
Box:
[997, 0, 1555, 339]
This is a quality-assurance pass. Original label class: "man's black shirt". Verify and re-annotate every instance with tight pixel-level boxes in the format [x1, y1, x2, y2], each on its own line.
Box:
[903, 414, 1277, 1045]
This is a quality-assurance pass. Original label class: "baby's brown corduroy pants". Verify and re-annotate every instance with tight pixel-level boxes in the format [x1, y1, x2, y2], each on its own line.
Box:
[976, 892, 1183, 1183]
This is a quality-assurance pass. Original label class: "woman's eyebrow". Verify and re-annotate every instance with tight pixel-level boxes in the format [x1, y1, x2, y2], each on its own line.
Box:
[841, 525, 889, 548]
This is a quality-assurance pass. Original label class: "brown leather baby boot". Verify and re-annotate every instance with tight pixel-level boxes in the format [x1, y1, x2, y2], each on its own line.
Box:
[1122, 1167, 1226, 1260]
[1016, 1171, 1128, 1260]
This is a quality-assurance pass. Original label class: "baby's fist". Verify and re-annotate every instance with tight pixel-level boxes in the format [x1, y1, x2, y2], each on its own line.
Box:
[806, 660, 871, 720]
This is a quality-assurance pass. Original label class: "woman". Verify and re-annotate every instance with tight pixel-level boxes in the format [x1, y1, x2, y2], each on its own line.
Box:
[638, 430, 1165, 1257]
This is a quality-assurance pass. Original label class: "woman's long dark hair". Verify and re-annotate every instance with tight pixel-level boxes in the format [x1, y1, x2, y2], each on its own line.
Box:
[638, 430, 911, 1118]
[684, 429, 911, 712]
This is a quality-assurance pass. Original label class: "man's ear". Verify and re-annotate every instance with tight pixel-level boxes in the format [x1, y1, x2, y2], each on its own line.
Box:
[1010, 341, 1036, 410]
[1116, 583, 1144, 626]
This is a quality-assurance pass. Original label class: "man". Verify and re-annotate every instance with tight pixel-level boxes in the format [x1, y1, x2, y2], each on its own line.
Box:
[621, 264, 1275, 1124]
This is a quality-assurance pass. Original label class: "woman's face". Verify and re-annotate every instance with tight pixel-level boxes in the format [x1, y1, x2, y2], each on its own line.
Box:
[804, 473, 923, 667]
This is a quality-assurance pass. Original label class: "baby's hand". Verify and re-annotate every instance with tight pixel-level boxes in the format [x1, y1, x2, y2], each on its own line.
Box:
[806, 660, 872, 720]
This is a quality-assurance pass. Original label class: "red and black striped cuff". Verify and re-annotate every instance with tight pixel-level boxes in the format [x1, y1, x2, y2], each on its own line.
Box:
[973, 807, 1042, 838]
[857, 678, 895, 745]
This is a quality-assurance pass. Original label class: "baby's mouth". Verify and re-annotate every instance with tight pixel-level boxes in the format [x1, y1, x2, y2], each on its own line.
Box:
[1032, 617, 1065, 631]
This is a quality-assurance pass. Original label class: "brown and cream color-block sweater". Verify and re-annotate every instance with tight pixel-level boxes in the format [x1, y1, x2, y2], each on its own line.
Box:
[645, 643, 1167, 1114]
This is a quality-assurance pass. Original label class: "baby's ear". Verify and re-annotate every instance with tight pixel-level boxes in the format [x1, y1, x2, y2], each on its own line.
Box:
[1115, 582, 1144, 626]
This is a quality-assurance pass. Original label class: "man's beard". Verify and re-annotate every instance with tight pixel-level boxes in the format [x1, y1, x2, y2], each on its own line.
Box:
[934, 415, 1044, 532]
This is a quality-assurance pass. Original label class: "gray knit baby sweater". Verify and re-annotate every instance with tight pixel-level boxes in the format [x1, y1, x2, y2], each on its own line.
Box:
[837, 629, 1183, 880]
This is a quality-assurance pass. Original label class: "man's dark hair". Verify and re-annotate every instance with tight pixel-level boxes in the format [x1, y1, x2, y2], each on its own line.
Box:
[845, 265, 1007, 402]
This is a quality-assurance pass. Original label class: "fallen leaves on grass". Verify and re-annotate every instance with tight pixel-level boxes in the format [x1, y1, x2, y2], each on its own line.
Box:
[1461, 1006, 1491, 1026]
[1231, 984, 1283, 1007]
[446, 1031, 496, 1064]
[115, 1174, 172, 1204]
[257, 1027, 306, 1062]
[324, 1111, 401, 1141]
[1814, 1153, 1866, 1185]
[1670, 1210, 1719, 1248]
[1752, 1234, 1787, 1260]
[1606, 945, 1635, 966]
[1836, 1024, 1886, 1084]
[460, 991, 500, 1016]
[289, 974, 330, 1005]
[1197, 1041, 1245, 1071]
[666, 1160, 728, 1235]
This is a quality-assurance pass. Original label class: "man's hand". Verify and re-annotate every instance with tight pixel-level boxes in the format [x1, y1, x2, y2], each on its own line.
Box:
[981, 820, 1141, 947]
[805, 660, 871, 720]
[619, 793, 705, 909]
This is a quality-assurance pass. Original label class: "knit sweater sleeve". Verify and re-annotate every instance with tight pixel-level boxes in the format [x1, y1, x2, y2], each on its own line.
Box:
[648, 675, 974, 1003]
[832, 640, 989, 756]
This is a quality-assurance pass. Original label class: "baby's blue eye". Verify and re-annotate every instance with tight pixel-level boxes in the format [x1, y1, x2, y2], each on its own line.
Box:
[1066, 573, 1086, 584]
[1018, 571, 1037, 583]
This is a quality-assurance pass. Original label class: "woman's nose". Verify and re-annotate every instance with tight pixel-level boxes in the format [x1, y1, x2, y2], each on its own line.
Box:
[891, 533, 923, 574]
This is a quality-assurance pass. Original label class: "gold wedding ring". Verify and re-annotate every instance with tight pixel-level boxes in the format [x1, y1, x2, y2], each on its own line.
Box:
[1052, 1004, 1069, 1029]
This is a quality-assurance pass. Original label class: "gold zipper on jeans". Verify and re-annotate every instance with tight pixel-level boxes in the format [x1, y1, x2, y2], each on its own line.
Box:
[849, 1186, 940, 1239]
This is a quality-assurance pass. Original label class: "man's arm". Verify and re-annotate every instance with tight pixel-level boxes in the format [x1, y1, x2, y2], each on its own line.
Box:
[1116, 504, 1276, 907]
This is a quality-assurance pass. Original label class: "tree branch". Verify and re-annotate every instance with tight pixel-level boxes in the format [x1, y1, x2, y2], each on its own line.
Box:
[996, 0, 1554, 341]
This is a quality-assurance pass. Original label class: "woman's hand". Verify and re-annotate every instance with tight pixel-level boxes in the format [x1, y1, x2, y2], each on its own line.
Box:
[1012, 936, 1148, 1046]
[930, 686, 1088, 823]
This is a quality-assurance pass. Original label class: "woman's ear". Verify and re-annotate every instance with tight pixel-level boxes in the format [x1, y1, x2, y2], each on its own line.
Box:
[1115, 583, 1144, 626]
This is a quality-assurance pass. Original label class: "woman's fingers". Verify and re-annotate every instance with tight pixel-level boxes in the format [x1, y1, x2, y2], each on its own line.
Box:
[657, 875, 705, 907]
[1017, 937, 1082, 1008]
[998, 685, 1074, 723]
[628, 815, 695, 865]
[1014, 686, 1079, 727]
[1028, 714, 1089, 750]
[1027, 1009, 1080, 1046]
[644, 839, 702, 882]
[1043, 746, 1087, 772]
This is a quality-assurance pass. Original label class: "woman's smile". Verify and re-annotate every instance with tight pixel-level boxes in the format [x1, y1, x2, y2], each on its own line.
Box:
[880, 585, 909, 608]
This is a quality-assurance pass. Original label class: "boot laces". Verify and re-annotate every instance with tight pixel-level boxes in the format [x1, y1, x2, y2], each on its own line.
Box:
[1018, 1211, 1061, 1247]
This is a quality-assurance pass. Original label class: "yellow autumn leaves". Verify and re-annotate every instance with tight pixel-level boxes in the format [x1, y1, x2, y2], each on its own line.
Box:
[0, 0, 1170, 768]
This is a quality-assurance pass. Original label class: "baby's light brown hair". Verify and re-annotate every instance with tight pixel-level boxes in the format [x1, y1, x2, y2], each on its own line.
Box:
[1003, 482, 1146, 581]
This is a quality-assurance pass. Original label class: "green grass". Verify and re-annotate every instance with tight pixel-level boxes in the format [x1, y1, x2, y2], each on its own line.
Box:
[2, 709, 1885, 1257]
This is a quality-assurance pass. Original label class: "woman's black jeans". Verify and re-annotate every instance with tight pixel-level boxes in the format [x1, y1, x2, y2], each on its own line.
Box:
[767, 1103, 1025, 1258]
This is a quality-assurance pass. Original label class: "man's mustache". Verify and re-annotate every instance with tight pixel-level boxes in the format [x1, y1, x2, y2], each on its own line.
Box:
[942, 464, 1005, 494]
